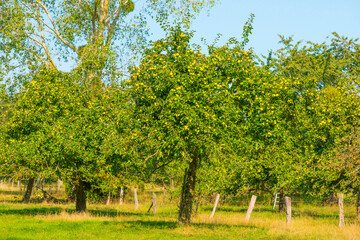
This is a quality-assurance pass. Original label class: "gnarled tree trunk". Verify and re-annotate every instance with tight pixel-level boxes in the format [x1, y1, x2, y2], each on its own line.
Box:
[23, 177, 35, 203]
[75, 179, 87, 213]
[178, 154, 199, 224]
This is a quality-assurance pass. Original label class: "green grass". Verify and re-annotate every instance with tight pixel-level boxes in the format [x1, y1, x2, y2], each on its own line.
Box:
[1, 188, 360, 239]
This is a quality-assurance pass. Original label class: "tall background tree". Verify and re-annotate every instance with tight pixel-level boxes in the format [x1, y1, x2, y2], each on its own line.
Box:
[0, 0, 217, 211]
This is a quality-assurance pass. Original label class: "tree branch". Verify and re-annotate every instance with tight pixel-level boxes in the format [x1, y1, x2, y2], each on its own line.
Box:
[105, 1, 128, 47]
[35, 0, 79, 54]
[36, 3, 57, 69]
[23, 47, 48, 66]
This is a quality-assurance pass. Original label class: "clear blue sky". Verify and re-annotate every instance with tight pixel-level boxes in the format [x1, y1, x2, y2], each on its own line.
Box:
[147, 0, 360, 56]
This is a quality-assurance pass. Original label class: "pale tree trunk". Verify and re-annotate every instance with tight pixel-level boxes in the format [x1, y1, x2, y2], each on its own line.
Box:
[178, 154, 199, 224]
[119, 187, 124, 205]
[106, 190, 111, 205]
[23, 178, 35, 203]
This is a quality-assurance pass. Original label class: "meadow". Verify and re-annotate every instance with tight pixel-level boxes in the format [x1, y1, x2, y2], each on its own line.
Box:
[1, 186, 360, 240]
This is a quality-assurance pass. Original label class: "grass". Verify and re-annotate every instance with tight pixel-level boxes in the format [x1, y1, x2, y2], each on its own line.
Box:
[1, 186, 360, 239]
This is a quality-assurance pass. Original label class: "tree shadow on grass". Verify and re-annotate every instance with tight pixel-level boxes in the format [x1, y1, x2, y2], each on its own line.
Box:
[0, 207, 63, 216]
[201, 206, 274, 213]
[291, 209, 345, 219]
[112, 219, 261, 230]
[0, 205, 147, 218]
[89, 208, 146, 217]
[0, 190, 24, 196]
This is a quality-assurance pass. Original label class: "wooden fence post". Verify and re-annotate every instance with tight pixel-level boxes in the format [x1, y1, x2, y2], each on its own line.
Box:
[153, 192, 157, 214]
[56, 179, 61, 192]
[134, 187, 138, 210]
[285, 196, 291, 225]
[245, 195, 257, 222]
[210, 194, 220, 218]
[338, 193, 345, 228]
[17, 180, 20, 191]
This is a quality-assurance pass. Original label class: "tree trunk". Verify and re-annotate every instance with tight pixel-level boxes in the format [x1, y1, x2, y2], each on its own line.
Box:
[106, 190, 111, 205]
[36, 177, 40, 191]
[23, 178, 35, 203]
[75, 179, 87, 213]
[178, 155, 199, 224]
[278, 188, 285, 213]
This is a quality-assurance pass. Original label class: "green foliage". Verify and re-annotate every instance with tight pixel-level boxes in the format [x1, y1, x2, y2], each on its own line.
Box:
[267, 33, 360, 196]
[125, 26, 240, 187]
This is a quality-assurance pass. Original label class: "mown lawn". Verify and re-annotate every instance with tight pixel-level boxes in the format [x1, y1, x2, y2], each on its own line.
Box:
[1, 189, 360, 240]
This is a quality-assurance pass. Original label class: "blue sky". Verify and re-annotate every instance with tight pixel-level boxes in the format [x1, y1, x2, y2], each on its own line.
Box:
[147, 0, 360, 56]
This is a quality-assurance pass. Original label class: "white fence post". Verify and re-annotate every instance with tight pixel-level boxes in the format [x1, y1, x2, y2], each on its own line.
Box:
[338, 193, 345, 228]
[134, 187, 138, 210]
[285, 196, 291, 225]
[245, 195, 257, 222]
[210, 194, 220, 218]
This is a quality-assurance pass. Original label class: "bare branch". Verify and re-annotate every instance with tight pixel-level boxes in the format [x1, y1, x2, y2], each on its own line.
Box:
[35, 0, 79, 54]
[24, 32, 43, 49]
[105, 1, 129, 46]
[36, 3, 57, 69]
[105, 0, 128, 24]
